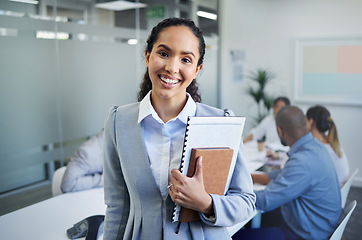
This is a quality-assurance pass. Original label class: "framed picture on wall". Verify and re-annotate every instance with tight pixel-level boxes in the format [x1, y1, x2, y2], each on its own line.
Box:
[294, 37, 362, 106]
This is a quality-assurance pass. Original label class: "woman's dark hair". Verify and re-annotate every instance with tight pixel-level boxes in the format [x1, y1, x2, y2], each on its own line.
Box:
[137, 17, 205, 102]
[306, 105, 342, 157]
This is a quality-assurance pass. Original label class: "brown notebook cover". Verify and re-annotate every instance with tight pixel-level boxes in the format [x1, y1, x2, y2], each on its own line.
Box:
[178, 147, 234, 222]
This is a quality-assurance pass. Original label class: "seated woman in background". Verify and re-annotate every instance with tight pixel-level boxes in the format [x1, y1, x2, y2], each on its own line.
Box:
[306, 105, 350, 186]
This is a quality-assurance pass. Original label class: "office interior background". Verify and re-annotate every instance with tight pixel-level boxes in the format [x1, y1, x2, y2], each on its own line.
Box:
[0, 0, 361, 212]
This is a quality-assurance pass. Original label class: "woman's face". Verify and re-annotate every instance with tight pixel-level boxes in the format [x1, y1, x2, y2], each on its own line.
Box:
[145, 26, 202, 103]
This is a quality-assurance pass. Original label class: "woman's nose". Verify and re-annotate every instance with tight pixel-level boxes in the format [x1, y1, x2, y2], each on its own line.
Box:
[165, 58, 179, 74]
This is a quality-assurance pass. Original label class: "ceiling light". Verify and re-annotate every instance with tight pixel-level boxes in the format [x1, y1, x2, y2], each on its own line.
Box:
[36, 31, 70, 40]
[197, 10, 217, 20]
[127, 39, 138, 45]
[9, 0, 39, 4]
[95, 1, 147, 11]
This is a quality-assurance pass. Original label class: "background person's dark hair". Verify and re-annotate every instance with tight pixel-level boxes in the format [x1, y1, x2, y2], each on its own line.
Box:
[306, 105, 342, 157]
[137, 17, 205, 102]
[273, 96, 290, 107]
[276, 105, 307, 140]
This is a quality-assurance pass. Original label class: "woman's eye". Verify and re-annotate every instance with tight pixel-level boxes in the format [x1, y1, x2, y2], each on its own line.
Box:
[159, 51, 168, 57]
[182, 57, 191, 63]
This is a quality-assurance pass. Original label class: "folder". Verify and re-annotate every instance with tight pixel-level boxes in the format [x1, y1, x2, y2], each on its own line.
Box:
[178, 147, 234, 222]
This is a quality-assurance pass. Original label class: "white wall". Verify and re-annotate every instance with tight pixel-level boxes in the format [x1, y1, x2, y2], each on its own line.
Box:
[219, 0, 362, 186]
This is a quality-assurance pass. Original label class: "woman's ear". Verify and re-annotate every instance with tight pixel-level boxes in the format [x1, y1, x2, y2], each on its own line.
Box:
[194, 64, 203, 78]
[145, 50, 150, 67]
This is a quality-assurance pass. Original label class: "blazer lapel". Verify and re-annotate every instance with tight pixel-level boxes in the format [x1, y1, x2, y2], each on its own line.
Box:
[115, 103, 162, 199]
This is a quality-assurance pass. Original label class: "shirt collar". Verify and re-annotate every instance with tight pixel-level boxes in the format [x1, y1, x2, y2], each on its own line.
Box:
[138, 91, 196, 124]
[287, 132, 313, 156]
[138, 91, 157, 123]
[178, 92, 196, 124]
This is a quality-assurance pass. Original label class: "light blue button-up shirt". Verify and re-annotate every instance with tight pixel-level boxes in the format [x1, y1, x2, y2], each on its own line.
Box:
[255, 133, 342, 239]
[138, 91, 196, 199]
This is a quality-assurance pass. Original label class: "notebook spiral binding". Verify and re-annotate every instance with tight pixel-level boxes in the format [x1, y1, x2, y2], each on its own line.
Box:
[171, 116, 191, 222]
[178, 117, 191, 174]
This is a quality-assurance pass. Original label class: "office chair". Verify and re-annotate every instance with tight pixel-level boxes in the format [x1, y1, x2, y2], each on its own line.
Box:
[52, 166, 67, 196]
[341, 169, 359, 208]
[329, 200, 357, 240]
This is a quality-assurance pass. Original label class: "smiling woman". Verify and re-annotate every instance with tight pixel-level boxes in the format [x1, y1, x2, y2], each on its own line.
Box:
[102, 17, 256, 240]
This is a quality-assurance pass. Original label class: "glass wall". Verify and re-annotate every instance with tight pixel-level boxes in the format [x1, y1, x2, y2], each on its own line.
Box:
[0, 0, 219, 195]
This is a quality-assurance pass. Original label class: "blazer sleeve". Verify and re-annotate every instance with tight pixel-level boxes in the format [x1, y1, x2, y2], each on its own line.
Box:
[103, 106, 130, 239]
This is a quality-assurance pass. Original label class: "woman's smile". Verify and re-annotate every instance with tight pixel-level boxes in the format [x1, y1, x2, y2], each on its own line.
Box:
[159, 74, 181, 86]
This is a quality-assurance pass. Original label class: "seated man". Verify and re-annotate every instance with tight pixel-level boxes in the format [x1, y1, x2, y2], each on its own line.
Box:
[61, 129, 104, 192]
[234, 106, 341, 239]
[243, 97, 290, 151]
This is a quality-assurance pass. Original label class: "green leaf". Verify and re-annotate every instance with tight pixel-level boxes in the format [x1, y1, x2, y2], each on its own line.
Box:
[263, 95, 274, 111]
[245, 68, 276, 124]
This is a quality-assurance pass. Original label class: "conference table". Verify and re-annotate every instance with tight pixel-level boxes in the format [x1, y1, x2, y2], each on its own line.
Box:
[0, 141, 278, 240]
[0, 187, 106, 240]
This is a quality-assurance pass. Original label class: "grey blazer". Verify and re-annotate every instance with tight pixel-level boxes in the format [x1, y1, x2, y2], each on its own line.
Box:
[103, 102, 256, 240]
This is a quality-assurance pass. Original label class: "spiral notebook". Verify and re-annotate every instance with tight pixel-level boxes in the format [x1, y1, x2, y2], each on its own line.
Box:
[171, 116, 246, 223]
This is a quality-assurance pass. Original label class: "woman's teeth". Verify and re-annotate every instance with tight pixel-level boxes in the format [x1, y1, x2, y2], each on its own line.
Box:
[160, 76, 179, 84]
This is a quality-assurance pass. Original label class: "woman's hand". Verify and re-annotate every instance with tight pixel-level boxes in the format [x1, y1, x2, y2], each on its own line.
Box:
[168, 156, 214, 215]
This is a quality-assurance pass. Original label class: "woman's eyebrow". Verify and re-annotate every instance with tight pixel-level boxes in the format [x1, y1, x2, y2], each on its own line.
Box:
[157, 44, 195, 58]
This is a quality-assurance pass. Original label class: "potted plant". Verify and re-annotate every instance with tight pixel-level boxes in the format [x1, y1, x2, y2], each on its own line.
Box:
[245, 68, 275, 124]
